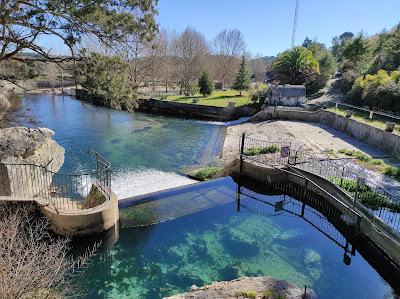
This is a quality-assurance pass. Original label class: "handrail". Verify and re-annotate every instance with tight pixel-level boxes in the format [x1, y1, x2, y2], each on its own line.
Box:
[0, 150, 111, 211]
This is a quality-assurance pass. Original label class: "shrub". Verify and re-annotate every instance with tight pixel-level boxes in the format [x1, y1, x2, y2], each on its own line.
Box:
[244, 145, 280, 156]
[331, 177, 400, 212]
[348, 70, 400, 111]
[194, 167, 222, 181]
[235, 290, 257, 299]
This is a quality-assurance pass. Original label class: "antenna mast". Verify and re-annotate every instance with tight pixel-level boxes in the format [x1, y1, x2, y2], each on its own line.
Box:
[291, 0, 300, 48]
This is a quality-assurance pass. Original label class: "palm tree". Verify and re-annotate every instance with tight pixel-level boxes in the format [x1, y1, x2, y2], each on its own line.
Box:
[273, 46, 320, 85]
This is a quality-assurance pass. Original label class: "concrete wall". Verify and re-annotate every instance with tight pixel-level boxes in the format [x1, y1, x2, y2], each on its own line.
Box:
[220, 159, 400, 266]
[251, 107, 400, 159]
[137, 98, 256, 121]
[40, 192, 119, 236]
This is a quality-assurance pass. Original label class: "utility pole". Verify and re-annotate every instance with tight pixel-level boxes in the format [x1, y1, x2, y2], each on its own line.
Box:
[291, 0, 300, 48]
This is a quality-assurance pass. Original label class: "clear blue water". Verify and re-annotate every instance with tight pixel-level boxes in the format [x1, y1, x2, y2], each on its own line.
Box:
[15, 94, 225, 197]
[74, 177, 396, 299]
[12, 94, 397, 298]
[15, 94, 225, 173]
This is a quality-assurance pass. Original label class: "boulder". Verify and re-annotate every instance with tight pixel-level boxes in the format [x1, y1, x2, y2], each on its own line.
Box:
[0, 127, 65, 198]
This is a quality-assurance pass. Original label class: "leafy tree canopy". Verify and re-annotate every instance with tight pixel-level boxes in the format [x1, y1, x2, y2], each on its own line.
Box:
[272, 46, 320, 88]
[0, 1, 158, 62]
[80, 53, 137, 111]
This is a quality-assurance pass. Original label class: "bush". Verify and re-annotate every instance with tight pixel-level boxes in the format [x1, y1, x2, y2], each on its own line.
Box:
[193, 167, 222, 181]
[235, 290, 257, 299]
[244, 145, 280, 156]
[348, 70, 400, 111]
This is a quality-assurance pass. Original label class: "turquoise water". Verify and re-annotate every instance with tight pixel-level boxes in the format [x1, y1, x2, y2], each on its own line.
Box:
[15, 94, 225, 197]
[74, 177, 396, 299]
[13, 94, 398, 298]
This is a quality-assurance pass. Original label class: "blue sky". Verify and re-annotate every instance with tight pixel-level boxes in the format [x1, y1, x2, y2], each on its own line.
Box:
[39, 0, 400, 57]
[157, 0, 400, 56]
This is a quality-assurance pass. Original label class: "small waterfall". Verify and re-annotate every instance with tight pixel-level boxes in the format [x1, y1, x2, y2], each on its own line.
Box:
[111, 168, 197, 199]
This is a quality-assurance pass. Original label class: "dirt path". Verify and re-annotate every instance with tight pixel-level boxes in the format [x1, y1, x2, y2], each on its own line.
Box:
[221, 120, 400, 196]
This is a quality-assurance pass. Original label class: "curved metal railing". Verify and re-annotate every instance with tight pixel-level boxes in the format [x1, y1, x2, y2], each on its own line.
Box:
[0, 150, 111, 212]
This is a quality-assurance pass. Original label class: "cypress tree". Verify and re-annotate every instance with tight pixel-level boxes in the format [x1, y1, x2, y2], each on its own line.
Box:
[233, 55, 251, 95]
[198, 70, 214, 96]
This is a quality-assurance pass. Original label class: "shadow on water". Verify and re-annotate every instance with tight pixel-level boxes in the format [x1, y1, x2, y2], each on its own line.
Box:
[70, 176, 400, 298]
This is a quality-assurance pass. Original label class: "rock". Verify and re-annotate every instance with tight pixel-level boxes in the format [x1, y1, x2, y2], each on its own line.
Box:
[0, 127, 65, 198]
[164, 276, 317, 299]
[0, 93, 11, 120]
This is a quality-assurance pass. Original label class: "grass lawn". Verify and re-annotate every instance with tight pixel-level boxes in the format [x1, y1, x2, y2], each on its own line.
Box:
[327, 106, 400, 135]
[164, 90, 252, 107]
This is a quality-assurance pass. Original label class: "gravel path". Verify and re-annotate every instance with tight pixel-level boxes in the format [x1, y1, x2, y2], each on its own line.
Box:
[221, 120, 400, 197]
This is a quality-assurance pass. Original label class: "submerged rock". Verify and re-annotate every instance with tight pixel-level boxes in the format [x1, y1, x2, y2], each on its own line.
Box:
[0, 127, 65, 197]
[164, 276, 317, 299]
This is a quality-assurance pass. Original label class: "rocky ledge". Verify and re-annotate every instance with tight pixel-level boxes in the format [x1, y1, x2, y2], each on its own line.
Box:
[0, 127, 64, 197]
[165, 276, 316, 299]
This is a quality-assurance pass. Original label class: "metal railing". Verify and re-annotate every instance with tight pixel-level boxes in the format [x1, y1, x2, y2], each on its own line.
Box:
[0, 150, 111, 211]
[294, 156, 400, 232]
[240, 134, 292, 166]
[238, 133, 400, 233]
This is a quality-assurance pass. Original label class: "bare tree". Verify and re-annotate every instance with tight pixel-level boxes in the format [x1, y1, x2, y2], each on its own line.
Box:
[172, 27, 209, 94]
[213, 29, 246, 86]
[0, 203, 99, 299]
[249, 54, 267, 82]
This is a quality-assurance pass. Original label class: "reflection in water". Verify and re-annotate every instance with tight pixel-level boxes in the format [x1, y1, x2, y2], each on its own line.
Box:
[73, 177, 397, 299]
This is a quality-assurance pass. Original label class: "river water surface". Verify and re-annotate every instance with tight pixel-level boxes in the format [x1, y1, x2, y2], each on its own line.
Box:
[10, 93, 399, 298]
[14, 94, 226, 197]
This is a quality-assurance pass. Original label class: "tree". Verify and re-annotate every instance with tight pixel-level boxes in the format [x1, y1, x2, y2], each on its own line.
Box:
[341, 33, 370, 71]
[213, 29, 246, 85]
[80, 53, 137, 111]
[249, 54, 268, 82]
[0, 1, 158, 63]
[272, 46, 320, 87]
[302, 39, 336, 93]
[198, 71, 214, 96]
[0, 203, 99, 298]
[172, 27, 209, 94]
[233, 55, 251, 95]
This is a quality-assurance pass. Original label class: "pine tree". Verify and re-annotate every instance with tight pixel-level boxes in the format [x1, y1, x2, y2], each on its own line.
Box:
[233, 55, 251, 95]
[198, 70, 214, 96]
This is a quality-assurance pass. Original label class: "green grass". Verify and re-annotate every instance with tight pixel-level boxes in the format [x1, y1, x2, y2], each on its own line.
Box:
[327, 106, 400, 135]
[331, 177, 400, 212]
[244, 145, 280, 156]
[263, 289, 286, 299]
[235, 290, 257, 299]
[193, 167, 222, 181]
[165, 90, 252, 107]
[337, 148, 400, 181]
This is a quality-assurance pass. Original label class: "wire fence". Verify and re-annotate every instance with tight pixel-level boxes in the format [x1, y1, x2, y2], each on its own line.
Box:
[326, 102, 400, 135]
[0, 151, 111, 212]
[294, 157, 400, 232]
[238, 133, 400, 233]
[240, 135, 292, 165]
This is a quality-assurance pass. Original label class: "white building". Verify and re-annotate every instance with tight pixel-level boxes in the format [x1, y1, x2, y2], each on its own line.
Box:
[270, 85, 306, 106]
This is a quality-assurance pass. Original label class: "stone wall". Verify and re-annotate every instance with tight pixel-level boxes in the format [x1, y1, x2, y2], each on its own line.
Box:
[251, 107, 400, 159]
[0, 127, 65, 198]
[137, 98, 256, 121]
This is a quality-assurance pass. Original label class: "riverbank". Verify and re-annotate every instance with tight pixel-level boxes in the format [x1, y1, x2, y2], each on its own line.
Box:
[165, 276, 315, 299]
